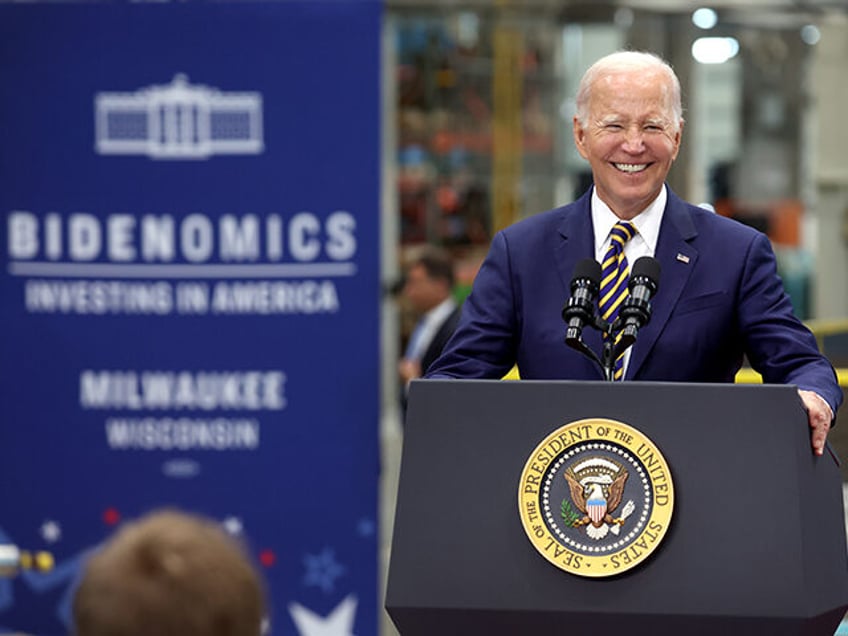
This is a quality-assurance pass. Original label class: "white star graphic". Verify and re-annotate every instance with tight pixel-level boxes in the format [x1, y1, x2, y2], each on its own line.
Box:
[288, 594, 357, 636]
[40, 520, 61, 544]
[222, 516, 243, 536]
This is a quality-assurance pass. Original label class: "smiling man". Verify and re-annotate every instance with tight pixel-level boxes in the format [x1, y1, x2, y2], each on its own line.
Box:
[573, 56, 682, 221]
[426, 51, 841, 455]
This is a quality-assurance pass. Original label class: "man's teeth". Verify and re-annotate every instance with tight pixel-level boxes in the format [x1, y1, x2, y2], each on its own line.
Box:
[614, 163, 647, 173]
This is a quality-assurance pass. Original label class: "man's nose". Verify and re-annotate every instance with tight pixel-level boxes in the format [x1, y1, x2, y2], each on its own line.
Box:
[622, 126, 645, 152]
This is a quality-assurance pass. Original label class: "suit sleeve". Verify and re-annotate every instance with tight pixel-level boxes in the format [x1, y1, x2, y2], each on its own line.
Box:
[739, 233, 842, 416]
[425, 231, 520, 379]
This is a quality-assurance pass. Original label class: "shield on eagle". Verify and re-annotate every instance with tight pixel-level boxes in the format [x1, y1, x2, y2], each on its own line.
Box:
[587, 494, 607, 524]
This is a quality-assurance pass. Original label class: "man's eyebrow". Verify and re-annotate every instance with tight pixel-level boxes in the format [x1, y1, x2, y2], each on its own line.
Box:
[597, 115, 622, 125]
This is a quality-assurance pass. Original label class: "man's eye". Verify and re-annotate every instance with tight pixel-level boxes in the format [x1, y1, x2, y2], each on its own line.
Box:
[605, 124, 623, 131]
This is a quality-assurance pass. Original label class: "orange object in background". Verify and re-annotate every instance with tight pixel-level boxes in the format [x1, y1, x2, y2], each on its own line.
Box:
[715, 198, 802, 247]
[769, 200, 802, 246]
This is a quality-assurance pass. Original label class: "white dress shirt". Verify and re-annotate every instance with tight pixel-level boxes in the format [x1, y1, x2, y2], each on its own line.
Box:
[405, 296, 457, 361]
[590, 186, 667, 377]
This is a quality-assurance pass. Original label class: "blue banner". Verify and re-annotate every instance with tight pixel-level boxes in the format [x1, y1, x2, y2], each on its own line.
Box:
[0, 3, 381, 634]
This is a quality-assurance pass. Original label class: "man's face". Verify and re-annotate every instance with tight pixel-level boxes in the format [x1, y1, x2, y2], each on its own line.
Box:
[403, 263, 447, 314]
[573, 68, 683, 220]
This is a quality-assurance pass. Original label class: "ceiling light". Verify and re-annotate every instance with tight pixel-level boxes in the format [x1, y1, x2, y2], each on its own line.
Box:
[692, 8, 718, 30]
[800, 25, 821, 46]
[692, 37, 739, 64]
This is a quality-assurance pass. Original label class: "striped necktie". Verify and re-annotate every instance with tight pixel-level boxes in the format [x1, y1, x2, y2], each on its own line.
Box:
[599, 221, 635, 380]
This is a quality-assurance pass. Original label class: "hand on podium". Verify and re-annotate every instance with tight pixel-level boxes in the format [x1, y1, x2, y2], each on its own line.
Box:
[398, 358, 423, 386]
[798, 389, 834, 456]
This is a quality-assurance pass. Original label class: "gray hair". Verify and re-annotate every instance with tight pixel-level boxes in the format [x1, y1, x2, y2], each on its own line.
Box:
[575, 51, 684, 132]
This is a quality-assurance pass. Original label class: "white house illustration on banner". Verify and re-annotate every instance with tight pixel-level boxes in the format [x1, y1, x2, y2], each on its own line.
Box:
[95, 74, 264, 159]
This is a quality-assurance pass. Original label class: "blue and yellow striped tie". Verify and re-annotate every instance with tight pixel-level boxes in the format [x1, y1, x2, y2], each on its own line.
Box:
[599, 221, 635, 380]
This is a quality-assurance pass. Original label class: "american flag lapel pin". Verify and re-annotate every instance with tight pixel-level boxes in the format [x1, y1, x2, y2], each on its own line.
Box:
[676, 253, 690, 264]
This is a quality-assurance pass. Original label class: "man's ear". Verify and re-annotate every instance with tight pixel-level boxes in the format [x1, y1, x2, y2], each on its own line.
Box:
[573, 116, 589, 160]
[670, 119, 684, 161]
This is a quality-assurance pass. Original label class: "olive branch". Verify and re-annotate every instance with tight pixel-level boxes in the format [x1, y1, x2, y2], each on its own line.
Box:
[561, 499, 581, 527]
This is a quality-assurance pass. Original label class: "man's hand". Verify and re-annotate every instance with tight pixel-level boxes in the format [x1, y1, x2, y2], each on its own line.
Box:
[398, 358, 422, 385]
[798, 389, 834, 456]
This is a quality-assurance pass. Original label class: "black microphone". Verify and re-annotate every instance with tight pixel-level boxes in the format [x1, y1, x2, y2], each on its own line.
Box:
[615, 256, 661, 347]
[562, 258, 602, 343]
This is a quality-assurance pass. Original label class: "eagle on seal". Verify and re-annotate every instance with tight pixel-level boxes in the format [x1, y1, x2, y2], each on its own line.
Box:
[565, 466, 629, 540]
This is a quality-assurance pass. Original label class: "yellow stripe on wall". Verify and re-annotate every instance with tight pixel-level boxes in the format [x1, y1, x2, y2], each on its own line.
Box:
[503, 365, 520, 380]
[734, 369, 763, 384]
[503, 366, 848, 386]
[735, 368, 848, 386]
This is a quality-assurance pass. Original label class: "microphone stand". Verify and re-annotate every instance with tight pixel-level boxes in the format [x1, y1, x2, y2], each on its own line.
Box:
[563, 255, 659, 382]
[570, 313, 645, 382]
[603, 290, 652, 380]
[601, 320, 636, 382]
[565, 313, 611, 380]
[601, 335, 614, 382]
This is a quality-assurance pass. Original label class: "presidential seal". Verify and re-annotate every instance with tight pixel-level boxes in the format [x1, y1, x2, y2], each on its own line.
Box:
[518, 418, 673, 577]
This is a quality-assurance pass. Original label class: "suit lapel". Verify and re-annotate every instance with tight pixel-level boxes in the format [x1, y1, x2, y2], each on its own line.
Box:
[553, 192, 605, 370]
[553, 191, 596, 287]
[626, 191, 699, 379]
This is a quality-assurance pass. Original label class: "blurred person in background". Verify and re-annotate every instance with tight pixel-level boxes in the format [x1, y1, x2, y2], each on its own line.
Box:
[73, 509, 265, 636]
[398, 246, 462, 403]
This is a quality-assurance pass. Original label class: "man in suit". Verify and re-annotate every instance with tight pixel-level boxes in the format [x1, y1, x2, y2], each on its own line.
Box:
[426, 50, 841, 455]
[398, 246, 462, 392]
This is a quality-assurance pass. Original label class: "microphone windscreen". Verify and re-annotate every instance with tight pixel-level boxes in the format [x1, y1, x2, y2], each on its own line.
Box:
[572, 258, 601, 285]
[630, 256, 661, 285]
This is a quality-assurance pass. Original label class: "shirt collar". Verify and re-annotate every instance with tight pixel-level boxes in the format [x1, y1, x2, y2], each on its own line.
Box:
[423, 296, 456, 326]
[591, 185, 666, 254]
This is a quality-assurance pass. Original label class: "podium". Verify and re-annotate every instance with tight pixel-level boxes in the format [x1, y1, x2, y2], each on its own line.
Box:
[385, 380, 848, 635]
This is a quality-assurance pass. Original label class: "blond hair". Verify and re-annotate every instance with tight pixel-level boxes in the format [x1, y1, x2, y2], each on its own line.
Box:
[73, 509, 265, 636]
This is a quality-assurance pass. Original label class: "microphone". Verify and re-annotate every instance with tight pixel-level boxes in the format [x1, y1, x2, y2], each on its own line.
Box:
[614, 256, 661, 351]
[562, 258, 602, 343]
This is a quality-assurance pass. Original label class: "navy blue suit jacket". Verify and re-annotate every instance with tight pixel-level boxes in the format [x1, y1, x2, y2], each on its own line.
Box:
[427, 188, 843, 415]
